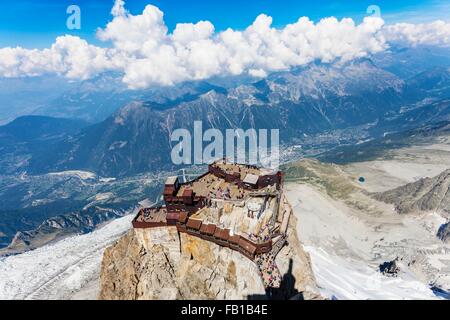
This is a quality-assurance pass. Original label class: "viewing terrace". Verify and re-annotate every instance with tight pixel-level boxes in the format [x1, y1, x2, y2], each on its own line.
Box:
[133, 207, 168, 228]
[133, 160, 287, 257]
[175, 161, 280, 201]
[131, 160, 290, 288]
[177, 172, 263, 200]
[132, 206, 181, 228]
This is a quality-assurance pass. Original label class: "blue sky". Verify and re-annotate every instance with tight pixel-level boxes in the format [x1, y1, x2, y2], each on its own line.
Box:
[0, 0, 449, 48]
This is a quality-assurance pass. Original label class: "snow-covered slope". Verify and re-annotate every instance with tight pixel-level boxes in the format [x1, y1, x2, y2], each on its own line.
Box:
[0, 214, 133, 300]
[286, 181, 448, 300]
[306, 246, 438, 300]
[285, 149, 450, 300]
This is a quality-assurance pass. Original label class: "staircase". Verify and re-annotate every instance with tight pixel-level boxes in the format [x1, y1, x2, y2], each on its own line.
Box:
[271, 234, 287, 257]
[254, 233, 287, 289]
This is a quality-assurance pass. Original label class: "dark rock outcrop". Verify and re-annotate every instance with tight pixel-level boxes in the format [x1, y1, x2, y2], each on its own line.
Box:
[373, 169, 450, 214]
[379, 258, 400, 276]
[437, 222, 450, 243]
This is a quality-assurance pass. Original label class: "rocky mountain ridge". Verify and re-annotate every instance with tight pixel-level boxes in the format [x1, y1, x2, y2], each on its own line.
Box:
[99, 213, 319, 300]
[373, 169, 450, 215]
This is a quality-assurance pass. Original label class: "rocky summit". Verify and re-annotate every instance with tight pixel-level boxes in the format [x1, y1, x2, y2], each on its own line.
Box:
[99, 215, 318, 300]
[99, 161, 319, 300]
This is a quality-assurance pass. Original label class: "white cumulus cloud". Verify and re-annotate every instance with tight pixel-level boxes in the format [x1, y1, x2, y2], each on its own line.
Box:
[383, 20, 450, 47]
[0, 36, 111, 79]
[0, 0, 448, 88]
[95, 3, 388, 88]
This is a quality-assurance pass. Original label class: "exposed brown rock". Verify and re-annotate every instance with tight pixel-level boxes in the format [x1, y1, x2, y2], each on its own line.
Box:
[99, 213, 319, 300]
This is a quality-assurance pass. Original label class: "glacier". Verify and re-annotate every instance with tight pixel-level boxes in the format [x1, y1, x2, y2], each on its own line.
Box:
[0, 214, 133, 299]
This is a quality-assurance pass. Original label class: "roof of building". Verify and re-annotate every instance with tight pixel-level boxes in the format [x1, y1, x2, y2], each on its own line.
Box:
[165, 176, 178, 185]
[199, 223, 209, 233]
[186, 218, 202, 230]
[238, 237, 257, 254]
[164, 185, 175, 196]
[214, 228, 230, 241]
[243, 173, 259, 185]
[166, 212, 179, 221]
[178, 212, 188, 224]
[229, 234, 241, 245]
[182, 188, 193, 197]
[200, 223, 216, 235]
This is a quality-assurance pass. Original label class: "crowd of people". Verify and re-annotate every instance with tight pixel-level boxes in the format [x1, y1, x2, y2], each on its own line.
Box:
[256, 253, 281, 288]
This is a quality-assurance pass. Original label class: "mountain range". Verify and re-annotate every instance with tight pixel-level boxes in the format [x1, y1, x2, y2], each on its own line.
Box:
[374, 169, 450, 215]
[1, 54, 450, 177]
